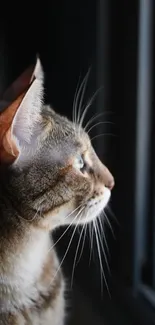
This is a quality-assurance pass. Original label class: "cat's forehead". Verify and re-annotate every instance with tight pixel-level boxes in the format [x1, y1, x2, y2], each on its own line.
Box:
[46, 108, 90, 147]
[40, 108, 91, 165]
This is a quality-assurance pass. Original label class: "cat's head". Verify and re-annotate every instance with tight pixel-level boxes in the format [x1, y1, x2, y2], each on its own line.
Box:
[0, 58, 114, 230]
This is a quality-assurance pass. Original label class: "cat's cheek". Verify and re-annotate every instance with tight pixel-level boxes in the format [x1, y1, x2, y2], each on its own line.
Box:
[68, 170, 93, 191]
[40, 200, 76, 230]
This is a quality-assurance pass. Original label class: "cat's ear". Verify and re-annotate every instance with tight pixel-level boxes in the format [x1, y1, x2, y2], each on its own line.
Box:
[30, 56, 44, 81]
[0, 58, 44, 164]
[11, 76, 43, 147]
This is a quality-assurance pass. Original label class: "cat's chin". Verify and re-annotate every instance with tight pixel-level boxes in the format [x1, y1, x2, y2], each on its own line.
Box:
[78, 187, 111, 225]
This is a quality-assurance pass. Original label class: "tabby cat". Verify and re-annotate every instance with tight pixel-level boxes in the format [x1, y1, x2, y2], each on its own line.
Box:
[0, 58, 114, 325]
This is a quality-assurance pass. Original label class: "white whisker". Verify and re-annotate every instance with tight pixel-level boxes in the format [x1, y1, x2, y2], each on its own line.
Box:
[64, 203, 84, 220]
[96, 218, 110, 273]
[18, 207, 39, 222]
[103, 211, 115, 239]
[90, 133, 117, 142]
[51, 207, 84, 284]
[76, 220, 88, 265]
[84, 111, 114, 131]
[89, 221, 94, 265]
[48, 206, 84, 253]
[72, 74, 82, 124]
[78, 87, 103, 132]
[93, 220, 110, 297]
[73, 68, 91, 127]
[77, 68, 91, 125]
[98, 217, 109, 256]
[84, 112, 105, 131]
[106, 205, 119, 225]
[87, 121, 114, 135]
[70, 215, 85, 287]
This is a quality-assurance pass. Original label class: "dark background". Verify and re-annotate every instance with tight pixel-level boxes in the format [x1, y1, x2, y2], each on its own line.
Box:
[0, 1, 155, 324]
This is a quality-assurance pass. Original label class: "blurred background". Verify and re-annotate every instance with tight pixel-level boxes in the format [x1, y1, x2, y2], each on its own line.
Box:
[0, 1, 155, 324]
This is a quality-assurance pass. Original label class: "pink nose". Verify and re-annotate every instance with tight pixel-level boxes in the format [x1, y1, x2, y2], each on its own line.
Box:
[106, 178, 115, 190]
[103, 166, 115, 190]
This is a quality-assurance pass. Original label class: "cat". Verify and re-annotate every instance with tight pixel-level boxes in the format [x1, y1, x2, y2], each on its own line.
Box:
[0, 57, 114, 325]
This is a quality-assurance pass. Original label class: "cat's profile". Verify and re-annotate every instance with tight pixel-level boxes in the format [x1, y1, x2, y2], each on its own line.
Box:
[0, 57, 114, 325]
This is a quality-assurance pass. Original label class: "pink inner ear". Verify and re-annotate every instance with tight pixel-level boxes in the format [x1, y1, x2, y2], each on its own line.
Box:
[0, 91, 28, 164]
[0, 66, 36, 165]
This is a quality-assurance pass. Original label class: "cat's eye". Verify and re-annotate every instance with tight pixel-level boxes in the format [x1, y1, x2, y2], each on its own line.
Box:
[73, 155, 86, 172]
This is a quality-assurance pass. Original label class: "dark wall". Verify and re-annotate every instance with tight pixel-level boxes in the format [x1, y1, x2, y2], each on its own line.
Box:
[110, 0, 138, 284]
[0, 1, 97, 115]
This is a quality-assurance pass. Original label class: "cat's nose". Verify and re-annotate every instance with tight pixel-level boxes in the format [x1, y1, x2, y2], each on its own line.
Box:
[106, 177, 115, 190]
[102, 167, 115, 190]
[92, 149, 115, 190]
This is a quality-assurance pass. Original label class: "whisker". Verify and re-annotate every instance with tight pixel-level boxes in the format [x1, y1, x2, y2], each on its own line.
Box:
[63, 203, 84, 220]
[72, 73, 82, 124]
[71, 216, 85, 287]
[48, 206, 84, 253]
[96, 218, 110, 273]
[106, 205, 119, 226]
[98, 216, 110, 256]
[84, 111, 115, 131]
[90, 133, 117, 142]
[89, 221, 94, 265]
[18, 207, 39, 222]
[93, 220, 110, 297]
[93, 220, 103, 295]
[77, 68, 91, 125]
[103, 211, 115, 239]
[84, 112, 106, 131]
[87, 121, 114, 135]
[78, 87, 103, 132]
[45, 197, 84, 222]
[51, 208, 84, 284]
[73, 68, 91, 127]
[76, 221, 88, 265]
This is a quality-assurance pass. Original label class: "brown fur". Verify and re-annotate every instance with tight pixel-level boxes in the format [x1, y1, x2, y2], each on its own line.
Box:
[0, 313, 24, 325]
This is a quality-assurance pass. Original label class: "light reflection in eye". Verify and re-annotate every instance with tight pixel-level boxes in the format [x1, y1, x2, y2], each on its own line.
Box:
[73, 155, 84, 171]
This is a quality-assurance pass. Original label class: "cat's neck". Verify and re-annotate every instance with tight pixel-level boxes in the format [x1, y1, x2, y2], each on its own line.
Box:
[0, 226, 55, 312]
[0, 226, 51, 279]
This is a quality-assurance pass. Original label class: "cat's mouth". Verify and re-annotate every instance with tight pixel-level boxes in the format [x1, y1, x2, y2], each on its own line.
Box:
[75, 187, 111, 225]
